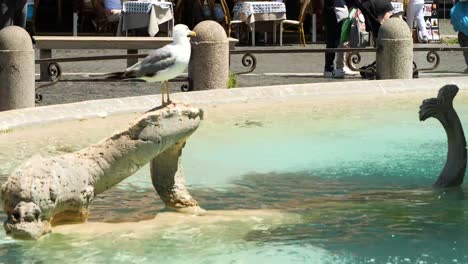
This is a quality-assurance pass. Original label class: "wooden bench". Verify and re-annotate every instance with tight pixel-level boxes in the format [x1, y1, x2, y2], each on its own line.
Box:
[35, 36, 239, 81]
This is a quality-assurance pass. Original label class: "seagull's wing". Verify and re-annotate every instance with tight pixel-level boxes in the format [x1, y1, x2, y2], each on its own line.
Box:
[127, 46, 177, 78]
[105, 45, 177, 80]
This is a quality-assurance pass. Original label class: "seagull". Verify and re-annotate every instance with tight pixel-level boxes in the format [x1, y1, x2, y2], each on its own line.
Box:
[107, 24, 196, 105]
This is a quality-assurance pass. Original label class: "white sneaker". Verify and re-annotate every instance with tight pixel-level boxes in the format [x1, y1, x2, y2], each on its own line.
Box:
[333, 68, 345, 78]
[323, 69, 345, 78]
[342, 66, 358, 75]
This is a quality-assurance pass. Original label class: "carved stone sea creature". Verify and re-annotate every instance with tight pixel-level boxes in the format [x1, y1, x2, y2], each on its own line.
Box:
[419, 84, 467, 187]
[1, 103, 203, 239]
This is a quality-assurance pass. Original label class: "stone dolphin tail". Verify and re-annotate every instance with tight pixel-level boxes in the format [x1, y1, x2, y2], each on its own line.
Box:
[419, 84, 467, 188]
[1, 104, 204, 240]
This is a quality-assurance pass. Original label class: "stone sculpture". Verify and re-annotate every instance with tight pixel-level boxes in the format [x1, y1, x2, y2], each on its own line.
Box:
[1, 104, 203, 239]
[419, 84, 467, 187]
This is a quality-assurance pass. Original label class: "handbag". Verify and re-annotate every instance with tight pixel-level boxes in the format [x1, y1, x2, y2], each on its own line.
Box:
[340, 17, 353, 43]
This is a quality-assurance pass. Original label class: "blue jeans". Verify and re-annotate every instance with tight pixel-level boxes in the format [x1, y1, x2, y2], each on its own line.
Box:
[459, 32, 468, 67]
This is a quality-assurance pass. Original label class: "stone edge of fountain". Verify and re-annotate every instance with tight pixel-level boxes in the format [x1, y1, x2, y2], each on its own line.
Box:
[0, 77, 466, 131]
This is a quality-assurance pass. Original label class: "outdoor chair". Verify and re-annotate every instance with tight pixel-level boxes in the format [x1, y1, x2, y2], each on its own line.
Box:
[279, 0, 311, 46]
[78, 0, 127, 34]
[219, 0, 243, 38]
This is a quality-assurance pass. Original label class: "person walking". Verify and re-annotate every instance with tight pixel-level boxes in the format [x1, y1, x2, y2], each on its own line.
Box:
[0, 0, 27, 30]
[451, 0, 468, 73]
[406, 0, 429, 43]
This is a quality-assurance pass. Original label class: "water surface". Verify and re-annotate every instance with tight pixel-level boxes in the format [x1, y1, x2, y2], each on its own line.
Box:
[1, 92, 467, 263]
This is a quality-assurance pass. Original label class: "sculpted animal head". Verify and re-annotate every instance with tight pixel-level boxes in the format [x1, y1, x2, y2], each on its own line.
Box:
[1, 104, 204, 240]
[1, 155, 94, 240]
[1, 157, 58, 239]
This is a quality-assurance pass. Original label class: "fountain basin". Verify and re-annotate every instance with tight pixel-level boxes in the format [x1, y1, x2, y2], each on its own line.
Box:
[0, 77, 467, 263]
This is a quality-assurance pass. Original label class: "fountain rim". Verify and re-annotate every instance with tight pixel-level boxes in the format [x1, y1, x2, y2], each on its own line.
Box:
[0, 77, 467, 131]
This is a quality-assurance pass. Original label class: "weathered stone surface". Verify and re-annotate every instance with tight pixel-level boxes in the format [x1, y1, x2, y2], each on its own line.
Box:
[189, 20, 229, 90]
[1, 103, 203, 239]
[376, 18, 413, 80]
[419, 85, 467, 187]
[0, 26, 35, 111]
[151, 139, 203, 213]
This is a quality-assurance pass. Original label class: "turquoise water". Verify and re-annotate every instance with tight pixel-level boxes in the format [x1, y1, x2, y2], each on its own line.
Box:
[1, 95, 468, 263]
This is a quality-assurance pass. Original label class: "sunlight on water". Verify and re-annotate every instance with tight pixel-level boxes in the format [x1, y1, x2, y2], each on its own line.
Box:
[1, 92, 468, 263]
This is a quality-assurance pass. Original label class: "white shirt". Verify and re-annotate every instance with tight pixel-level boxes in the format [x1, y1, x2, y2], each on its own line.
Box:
[104, 0, 122, 10]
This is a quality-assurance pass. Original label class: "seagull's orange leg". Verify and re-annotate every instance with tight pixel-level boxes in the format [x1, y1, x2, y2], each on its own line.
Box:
[161, 83, 166, 105]
[166, 81, 171, 104]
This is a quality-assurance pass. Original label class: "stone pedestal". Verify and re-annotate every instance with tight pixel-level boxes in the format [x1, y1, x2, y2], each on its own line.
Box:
[376, 18, 413, 80]
[0, 26, 35, 111]
[189, 20, 229, 90]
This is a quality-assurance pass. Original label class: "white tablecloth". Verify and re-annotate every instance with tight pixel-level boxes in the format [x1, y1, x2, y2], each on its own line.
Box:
[123, 1, 172, 13]
[232, 1, 287, 25]
[391, 2, 404, 14]
[232, 1, 286, 46]
[118, 1, 174, 37]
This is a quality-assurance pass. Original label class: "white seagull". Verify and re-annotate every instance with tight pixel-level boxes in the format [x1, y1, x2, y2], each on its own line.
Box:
[108, 24, 196, 105]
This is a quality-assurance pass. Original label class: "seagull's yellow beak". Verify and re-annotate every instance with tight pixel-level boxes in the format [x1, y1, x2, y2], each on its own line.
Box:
[187, 31, 196, 37]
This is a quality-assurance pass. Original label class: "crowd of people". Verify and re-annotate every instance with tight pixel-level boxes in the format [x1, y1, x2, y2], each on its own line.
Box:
[322, 0, 468, 78]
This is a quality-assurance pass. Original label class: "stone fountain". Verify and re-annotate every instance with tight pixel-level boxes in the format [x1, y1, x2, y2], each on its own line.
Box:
[1, 103, 204, 239]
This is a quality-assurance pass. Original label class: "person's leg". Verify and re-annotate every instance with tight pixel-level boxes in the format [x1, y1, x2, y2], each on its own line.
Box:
[406, 2, 415, 32]
[414, 3, 428, 41]
[459, 32, 468, 71]
[334, 21, 346, 77]
[324, 7, 337, 73]
[12, 0, 27, 28]
[336, 44, 345, 70]
[106, 10, 121, 23]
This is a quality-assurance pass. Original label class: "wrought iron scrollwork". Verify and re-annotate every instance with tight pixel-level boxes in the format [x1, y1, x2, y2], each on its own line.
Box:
[180, 84, 190, 92]
[234, 53, 257, 75]
[413, 51, 440, 73]
[346, 51, 376, 79]
[179, 77, 192, 92]
[35, 62, 62, 103]
[346, 51, 362, 72]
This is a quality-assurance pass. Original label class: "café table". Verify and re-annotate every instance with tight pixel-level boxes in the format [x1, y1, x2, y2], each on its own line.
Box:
[232, 1, 286, 46]
[118, 0, 174, 37]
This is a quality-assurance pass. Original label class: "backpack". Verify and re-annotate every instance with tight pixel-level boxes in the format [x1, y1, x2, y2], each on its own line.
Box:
[451, 2, 468, 36]
[349, 9, 369, 47]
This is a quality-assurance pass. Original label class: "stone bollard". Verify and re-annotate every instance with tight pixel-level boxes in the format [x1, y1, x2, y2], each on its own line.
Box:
[189, 21, 229, 91]
[0, 26, 35, 111]
[376, 18, 413, 80]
